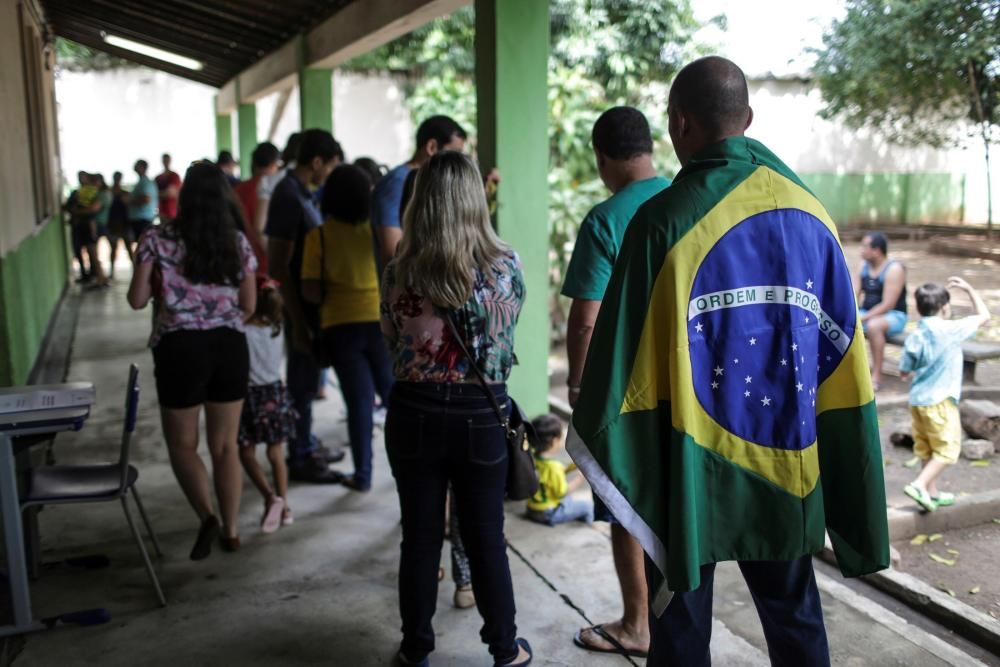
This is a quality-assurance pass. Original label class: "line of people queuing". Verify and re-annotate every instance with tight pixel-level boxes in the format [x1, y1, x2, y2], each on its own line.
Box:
[120, 56, 912, 667]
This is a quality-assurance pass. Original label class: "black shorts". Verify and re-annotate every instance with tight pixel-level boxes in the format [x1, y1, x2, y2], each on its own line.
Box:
[152, 328, 249, 409]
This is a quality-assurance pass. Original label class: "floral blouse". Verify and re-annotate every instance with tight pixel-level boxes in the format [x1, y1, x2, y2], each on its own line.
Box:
[380, 251, 525, 383]
[137, 227, 257, 347]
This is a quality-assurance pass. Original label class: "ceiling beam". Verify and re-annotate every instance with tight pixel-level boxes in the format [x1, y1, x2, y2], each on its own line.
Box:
[226, 0, 469, 104]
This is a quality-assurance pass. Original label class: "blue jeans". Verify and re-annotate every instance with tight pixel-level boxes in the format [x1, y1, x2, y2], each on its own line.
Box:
[323, 322, 394, 489]
[386, 381, 519, 664]
[646, 554, 829, 666]
[285, 317, 320, 464]
[526, 496, 594, 526]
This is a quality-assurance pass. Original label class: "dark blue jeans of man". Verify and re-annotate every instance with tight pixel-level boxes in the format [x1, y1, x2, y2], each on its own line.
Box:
[284, 316, 320, 464]
[646, 554, 829, 667]
[323, 322, 394, 489]
[386, 382, 519, 664]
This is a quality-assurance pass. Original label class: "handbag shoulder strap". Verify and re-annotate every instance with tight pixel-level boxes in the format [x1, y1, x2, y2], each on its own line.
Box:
[445, 311, 509, 430]
[318, 224, 326, 302]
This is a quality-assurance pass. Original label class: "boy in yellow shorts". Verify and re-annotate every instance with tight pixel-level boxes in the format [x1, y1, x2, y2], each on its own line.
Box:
[525, 414, 593, 525]
[901, 277, 990, 512]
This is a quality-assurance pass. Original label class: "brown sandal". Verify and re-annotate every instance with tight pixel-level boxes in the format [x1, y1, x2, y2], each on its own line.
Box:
[220, 536, 241, 552]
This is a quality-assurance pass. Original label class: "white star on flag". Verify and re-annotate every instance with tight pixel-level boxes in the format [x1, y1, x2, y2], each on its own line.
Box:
[711, 381, 719, 389]
[804, 316, 810, 323]
[713, 366, 724, 376]
[744, 390, 751, 398]
[695, 322, 704, 333]
[780, 358, 788, 366]
[761, 396, 772, 406]
[745, 375, 753, 384]
[806, 279, 814, 289]
[734, 358, 740, 364]
[792, 343, 799, 351]
[749, 337, 757, 346]
[797, 382, 804, 392]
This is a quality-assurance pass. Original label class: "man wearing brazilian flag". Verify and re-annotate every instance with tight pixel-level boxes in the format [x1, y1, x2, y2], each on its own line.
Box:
[567, 56, 890, 666]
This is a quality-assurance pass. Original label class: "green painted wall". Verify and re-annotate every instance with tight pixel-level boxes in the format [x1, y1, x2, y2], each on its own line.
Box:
[801, 172, 965, 226]
[475, 0, 550, 415]
[300, 69, 334, 132]
[0, 218, 68, 385]
[237, 102, 257, 177]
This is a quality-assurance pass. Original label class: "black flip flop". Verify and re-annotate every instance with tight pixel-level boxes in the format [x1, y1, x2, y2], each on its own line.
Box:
[190, 516, 220, 561]
[573, 624, 649, 658]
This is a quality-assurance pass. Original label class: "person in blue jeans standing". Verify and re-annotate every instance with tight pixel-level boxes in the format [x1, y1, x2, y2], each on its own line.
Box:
[265, 129, 346, 482]
[302, 164, 393, 492]
[381, 151, 532, 667]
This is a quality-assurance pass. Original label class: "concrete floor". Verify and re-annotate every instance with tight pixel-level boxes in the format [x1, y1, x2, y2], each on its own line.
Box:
[11, 281, 993, 666]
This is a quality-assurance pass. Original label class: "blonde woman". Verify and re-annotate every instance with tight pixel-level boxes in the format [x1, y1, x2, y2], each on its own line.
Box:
[381, 151, 532, 667]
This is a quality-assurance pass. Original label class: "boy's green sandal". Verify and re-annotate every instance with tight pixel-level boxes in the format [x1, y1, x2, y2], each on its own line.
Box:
[904, 484, 937, 512]
[932, 492, 956, 507]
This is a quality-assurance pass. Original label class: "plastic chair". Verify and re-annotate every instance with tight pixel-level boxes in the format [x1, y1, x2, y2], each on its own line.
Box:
[19, 364, 165, 607]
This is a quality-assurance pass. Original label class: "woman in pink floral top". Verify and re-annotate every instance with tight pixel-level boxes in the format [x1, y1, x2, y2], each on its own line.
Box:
[127, 162, 257, 560]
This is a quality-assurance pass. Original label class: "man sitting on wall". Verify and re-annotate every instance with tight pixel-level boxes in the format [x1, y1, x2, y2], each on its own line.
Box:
[854, 231, 908, 390]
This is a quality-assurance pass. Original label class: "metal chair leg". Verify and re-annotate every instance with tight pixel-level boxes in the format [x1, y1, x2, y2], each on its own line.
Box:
[120, 497, 166, 607]
[129, 486, 162, 557]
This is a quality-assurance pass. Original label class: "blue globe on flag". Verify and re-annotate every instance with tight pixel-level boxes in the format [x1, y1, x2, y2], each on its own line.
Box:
[687, 208, 857, 451]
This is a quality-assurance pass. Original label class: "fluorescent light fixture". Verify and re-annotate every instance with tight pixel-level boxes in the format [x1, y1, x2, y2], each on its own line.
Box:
[102, 33, 203, 71]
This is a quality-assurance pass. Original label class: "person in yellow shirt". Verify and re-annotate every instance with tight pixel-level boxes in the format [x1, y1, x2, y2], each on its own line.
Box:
[301, 164, 394, 492]
[526, 414, 593, 525]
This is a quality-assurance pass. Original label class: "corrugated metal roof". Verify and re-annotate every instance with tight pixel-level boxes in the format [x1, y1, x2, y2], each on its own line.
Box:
[42, 0, 356, 87]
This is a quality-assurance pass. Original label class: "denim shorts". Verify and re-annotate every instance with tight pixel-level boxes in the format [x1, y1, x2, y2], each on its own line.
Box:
[861, 308, 907, 336]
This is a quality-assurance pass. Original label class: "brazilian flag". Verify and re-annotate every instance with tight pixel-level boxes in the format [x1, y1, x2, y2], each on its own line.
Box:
[567, 137, 890, 614]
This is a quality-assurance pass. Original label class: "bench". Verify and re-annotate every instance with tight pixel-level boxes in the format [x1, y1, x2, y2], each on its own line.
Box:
[886, 333, 1000, 384]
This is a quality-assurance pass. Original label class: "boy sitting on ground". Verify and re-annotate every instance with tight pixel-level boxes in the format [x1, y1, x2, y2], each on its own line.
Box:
[525, 414, 594, 525]
[901, 277, 991, 512]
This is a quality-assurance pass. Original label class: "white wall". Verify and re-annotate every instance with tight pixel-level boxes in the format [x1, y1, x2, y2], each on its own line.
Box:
[746, 78, 997, 223]
[55, 68, 415, 187]
[55, 68, 216, 188]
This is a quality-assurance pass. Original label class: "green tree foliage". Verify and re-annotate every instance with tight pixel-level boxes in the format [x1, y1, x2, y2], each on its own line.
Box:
[813, 0, 999, 231]
[55, 38, 137, 72]
[343, 2, 704, 332]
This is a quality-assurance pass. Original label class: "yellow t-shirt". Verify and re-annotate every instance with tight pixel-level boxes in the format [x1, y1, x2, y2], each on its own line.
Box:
[527, 456, 568, 512]
[301, 218, 380, 329]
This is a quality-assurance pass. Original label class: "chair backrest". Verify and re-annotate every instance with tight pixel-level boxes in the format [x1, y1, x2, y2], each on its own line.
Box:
[118, 364, 140, 491]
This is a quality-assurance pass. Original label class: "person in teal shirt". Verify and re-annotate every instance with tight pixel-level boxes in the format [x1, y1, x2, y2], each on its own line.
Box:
[561, 106, 669, 659]
[127, 159, 159, 247]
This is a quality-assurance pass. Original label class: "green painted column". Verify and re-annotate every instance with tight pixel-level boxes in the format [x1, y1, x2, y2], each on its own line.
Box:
[237, 101, 257, 178]
[214, 96, 233, 156]
[299, 68, 334, 132]
[475, 0, 550, 415]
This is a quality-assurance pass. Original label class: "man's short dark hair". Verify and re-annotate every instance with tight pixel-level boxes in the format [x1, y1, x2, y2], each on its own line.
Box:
[669, 56, 750, 136]
[216, 150, 235, 166]
[865, 232, 888, 256]
[915, 283, 950, 316]
[297, 129, 344, 166]
[135, 159, 148, 170]
[529, 413, 564, 453]
[282, 132, 302, 164]
[416, 115, 467, 150]
[321, 164, 372, 224]
[251, 142, 280, 170]
[592, 107, 654, 160]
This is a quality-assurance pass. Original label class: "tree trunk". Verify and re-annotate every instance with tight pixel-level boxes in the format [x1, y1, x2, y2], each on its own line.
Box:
[960, 399, 1000, 444]
[967, 60, 993, 239]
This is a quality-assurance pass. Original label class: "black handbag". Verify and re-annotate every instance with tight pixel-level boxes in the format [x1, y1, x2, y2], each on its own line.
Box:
[445, 312, 538, 500]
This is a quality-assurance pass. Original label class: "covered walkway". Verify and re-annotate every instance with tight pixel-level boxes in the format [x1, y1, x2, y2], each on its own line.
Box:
[11, 281, 990, 666]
